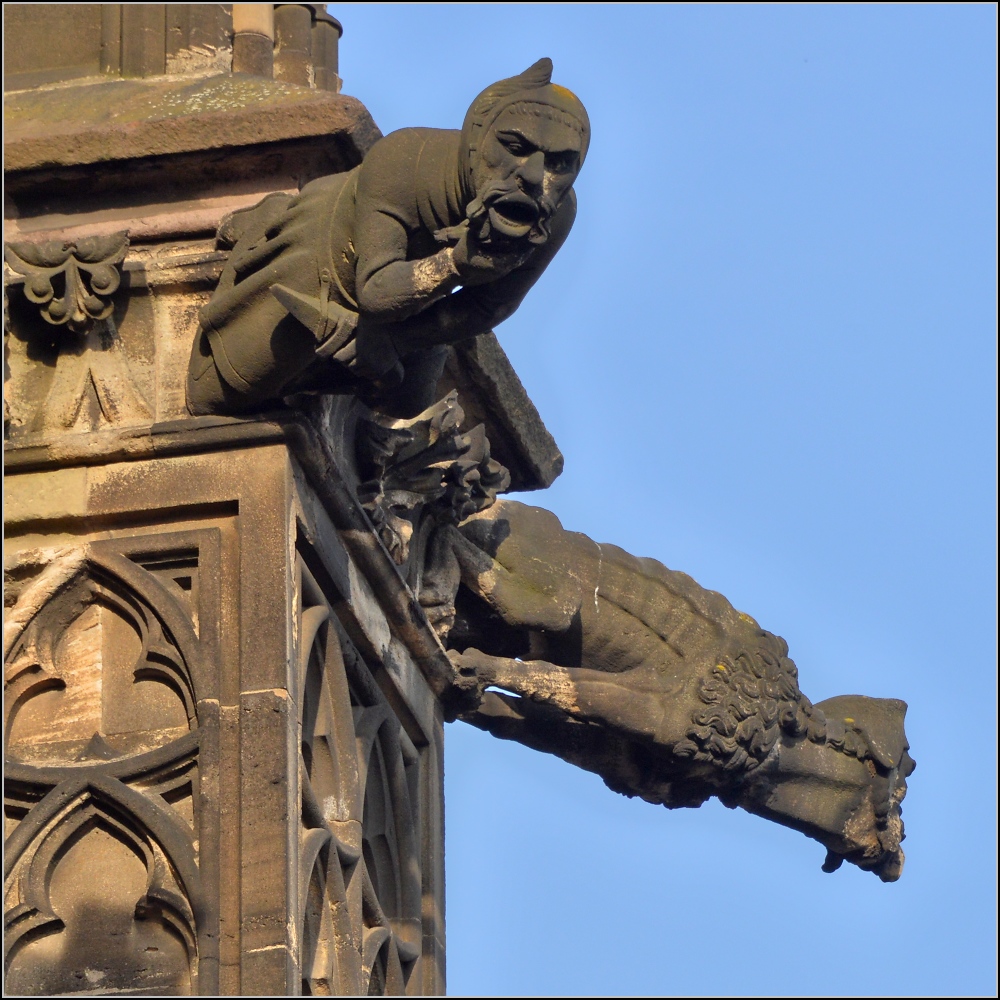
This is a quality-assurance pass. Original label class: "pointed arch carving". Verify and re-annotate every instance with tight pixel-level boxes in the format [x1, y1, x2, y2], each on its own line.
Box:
[4, 532, 221, 997]
[294, 554, 426, 996]
[4, 774, 202, 995]
[4, 544, 207, 756]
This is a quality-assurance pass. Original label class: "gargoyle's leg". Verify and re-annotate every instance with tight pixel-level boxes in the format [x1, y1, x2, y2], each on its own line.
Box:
[465, 690, 607, 762]
[464, 690, 629, 778]
[453, 648, 672, 744]
[446, 525, 580, 633]
[460, 648, 582, 716]
[420, 521, 550, 642]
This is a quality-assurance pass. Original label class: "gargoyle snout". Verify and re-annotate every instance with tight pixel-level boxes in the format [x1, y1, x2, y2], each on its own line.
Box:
[813, 696, 914, 882]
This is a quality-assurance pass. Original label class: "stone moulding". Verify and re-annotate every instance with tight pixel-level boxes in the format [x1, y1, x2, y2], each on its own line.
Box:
[3, 79, 379, 177]
[4, 233, 128, 332]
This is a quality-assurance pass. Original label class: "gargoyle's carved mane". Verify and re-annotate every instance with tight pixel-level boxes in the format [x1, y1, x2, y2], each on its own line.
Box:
[674, 626, 878, 775]
[674, 631, 806, 773]
[593, 547, 875, 776]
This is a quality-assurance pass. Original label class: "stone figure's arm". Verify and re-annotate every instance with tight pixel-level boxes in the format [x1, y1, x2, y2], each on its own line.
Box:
[379, 194, 577, 355]
[351, 131, 569, 325]
[352, 135, 464, 323]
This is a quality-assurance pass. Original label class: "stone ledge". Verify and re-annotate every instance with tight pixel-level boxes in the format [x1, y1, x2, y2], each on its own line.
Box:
[4, 73, 381, 174]
[3, 413, 291, 473]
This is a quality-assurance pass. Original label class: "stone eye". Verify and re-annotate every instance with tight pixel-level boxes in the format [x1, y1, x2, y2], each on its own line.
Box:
[499, 133, 532, 156]
[547, 151, 577, 174]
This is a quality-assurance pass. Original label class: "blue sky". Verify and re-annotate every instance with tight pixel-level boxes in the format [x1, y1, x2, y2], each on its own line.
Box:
[335, 5, 997, 995]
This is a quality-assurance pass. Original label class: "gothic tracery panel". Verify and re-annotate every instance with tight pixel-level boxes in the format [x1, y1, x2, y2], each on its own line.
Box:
[3, 532, 221, 996]
[295, 554, 426, 997]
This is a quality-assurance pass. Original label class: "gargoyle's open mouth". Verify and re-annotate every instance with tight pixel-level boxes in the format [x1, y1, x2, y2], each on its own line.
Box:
[488, 192, 540, 239]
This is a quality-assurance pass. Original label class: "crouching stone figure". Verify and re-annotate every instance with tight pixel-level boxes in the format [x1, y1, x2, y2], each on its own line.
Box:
[188, 58, 588, 418]
[422, 500, 914, 882]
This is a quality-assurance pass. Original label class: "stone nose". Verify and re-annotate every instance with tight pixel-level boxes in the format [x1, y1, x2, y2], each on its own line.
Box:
[518, 150, 545, 188]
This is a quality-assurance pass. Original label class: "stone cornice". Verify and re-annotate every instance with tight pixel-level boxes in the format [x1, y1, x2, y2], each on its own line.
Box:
[4, 74, 380, 175]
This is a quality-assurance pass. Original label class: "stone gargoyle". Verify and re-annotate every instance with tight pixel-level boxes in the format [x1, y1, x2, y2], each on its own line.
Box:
[421, 500, 914, 882]
[187, 57, 588, 419]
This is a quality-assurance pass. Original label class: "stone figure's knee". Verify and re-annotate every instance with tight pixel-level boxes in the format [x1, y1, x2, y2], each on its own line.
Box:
[187, 333, 228, 415]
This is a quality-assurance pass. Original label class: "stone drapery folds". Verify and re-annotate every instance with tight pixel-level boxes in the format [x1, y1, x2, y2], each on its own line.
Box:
[185, 59, 588, 419]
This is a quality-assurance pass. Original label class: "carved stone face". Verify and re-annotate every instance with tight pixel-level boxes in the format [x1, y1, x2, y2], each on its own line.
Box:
[471, 102, 584, 244]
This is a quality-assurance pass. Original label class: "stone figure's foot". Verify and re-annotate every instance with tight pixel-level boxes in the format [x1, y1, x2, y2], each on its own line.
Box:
[740, 696, 913, 882]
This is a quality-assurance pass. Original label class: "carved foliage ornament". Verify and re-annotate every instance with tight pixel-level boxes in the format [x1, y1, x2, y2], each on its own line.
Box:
[357, 390, 510, 564]
[4, 233, 128, 332]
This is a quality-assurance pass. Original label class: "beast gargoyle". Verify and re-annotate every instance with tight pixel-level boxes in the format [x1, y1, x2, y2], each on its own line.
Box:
[421, 500, 914, 882]
[187, 58, 588, 418]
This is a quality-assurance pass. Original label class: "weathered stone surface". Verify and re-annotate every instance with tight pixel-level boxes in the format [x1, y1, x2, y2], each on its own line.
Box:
[4, 75, 376, 175]
[4, 437, 449, 996]
[428, 499, 915, 882]
[186, 58, 590, 423]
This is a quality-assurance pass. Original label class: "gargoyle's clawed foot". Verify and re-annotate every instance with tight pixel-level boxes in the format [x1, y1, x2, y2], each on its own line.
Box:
[441, 648, 497, 721]
[447, 647, 497, 692]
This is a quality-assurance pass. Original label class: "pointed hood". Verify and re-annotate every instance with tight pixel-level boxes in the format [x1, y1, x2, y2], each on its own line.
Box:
[460, 58, 590, 195]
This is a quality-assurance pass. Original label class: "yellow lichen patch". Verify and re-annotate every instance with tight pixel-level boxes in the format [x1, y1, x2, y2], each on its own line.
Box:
[844, 717, 855, 724]
[551, 84, 578, 101]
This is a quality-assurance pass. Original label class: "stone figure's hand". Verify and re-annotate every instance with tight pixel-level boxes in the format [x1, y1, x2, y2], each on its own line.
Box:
[451, 227, 531, 287]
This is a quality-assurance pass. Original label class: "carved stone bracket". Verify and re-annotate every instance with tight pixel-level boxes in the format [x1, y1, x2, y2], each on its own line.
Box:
[356, 390, 510, 565]
[4, 233, 128, 333]
[3, 230, 154, 435]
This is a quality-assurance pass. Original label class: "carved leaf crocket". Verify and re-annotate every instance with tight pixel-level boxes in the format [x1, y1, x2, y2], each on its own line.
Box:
[424, 500, 914, 883]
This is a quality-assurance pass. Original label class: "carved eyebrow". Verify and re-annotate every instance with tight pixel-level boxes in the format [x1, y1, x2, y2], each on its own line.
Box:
[496, 129, 536, 149]
[496, 130, 579, 159]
